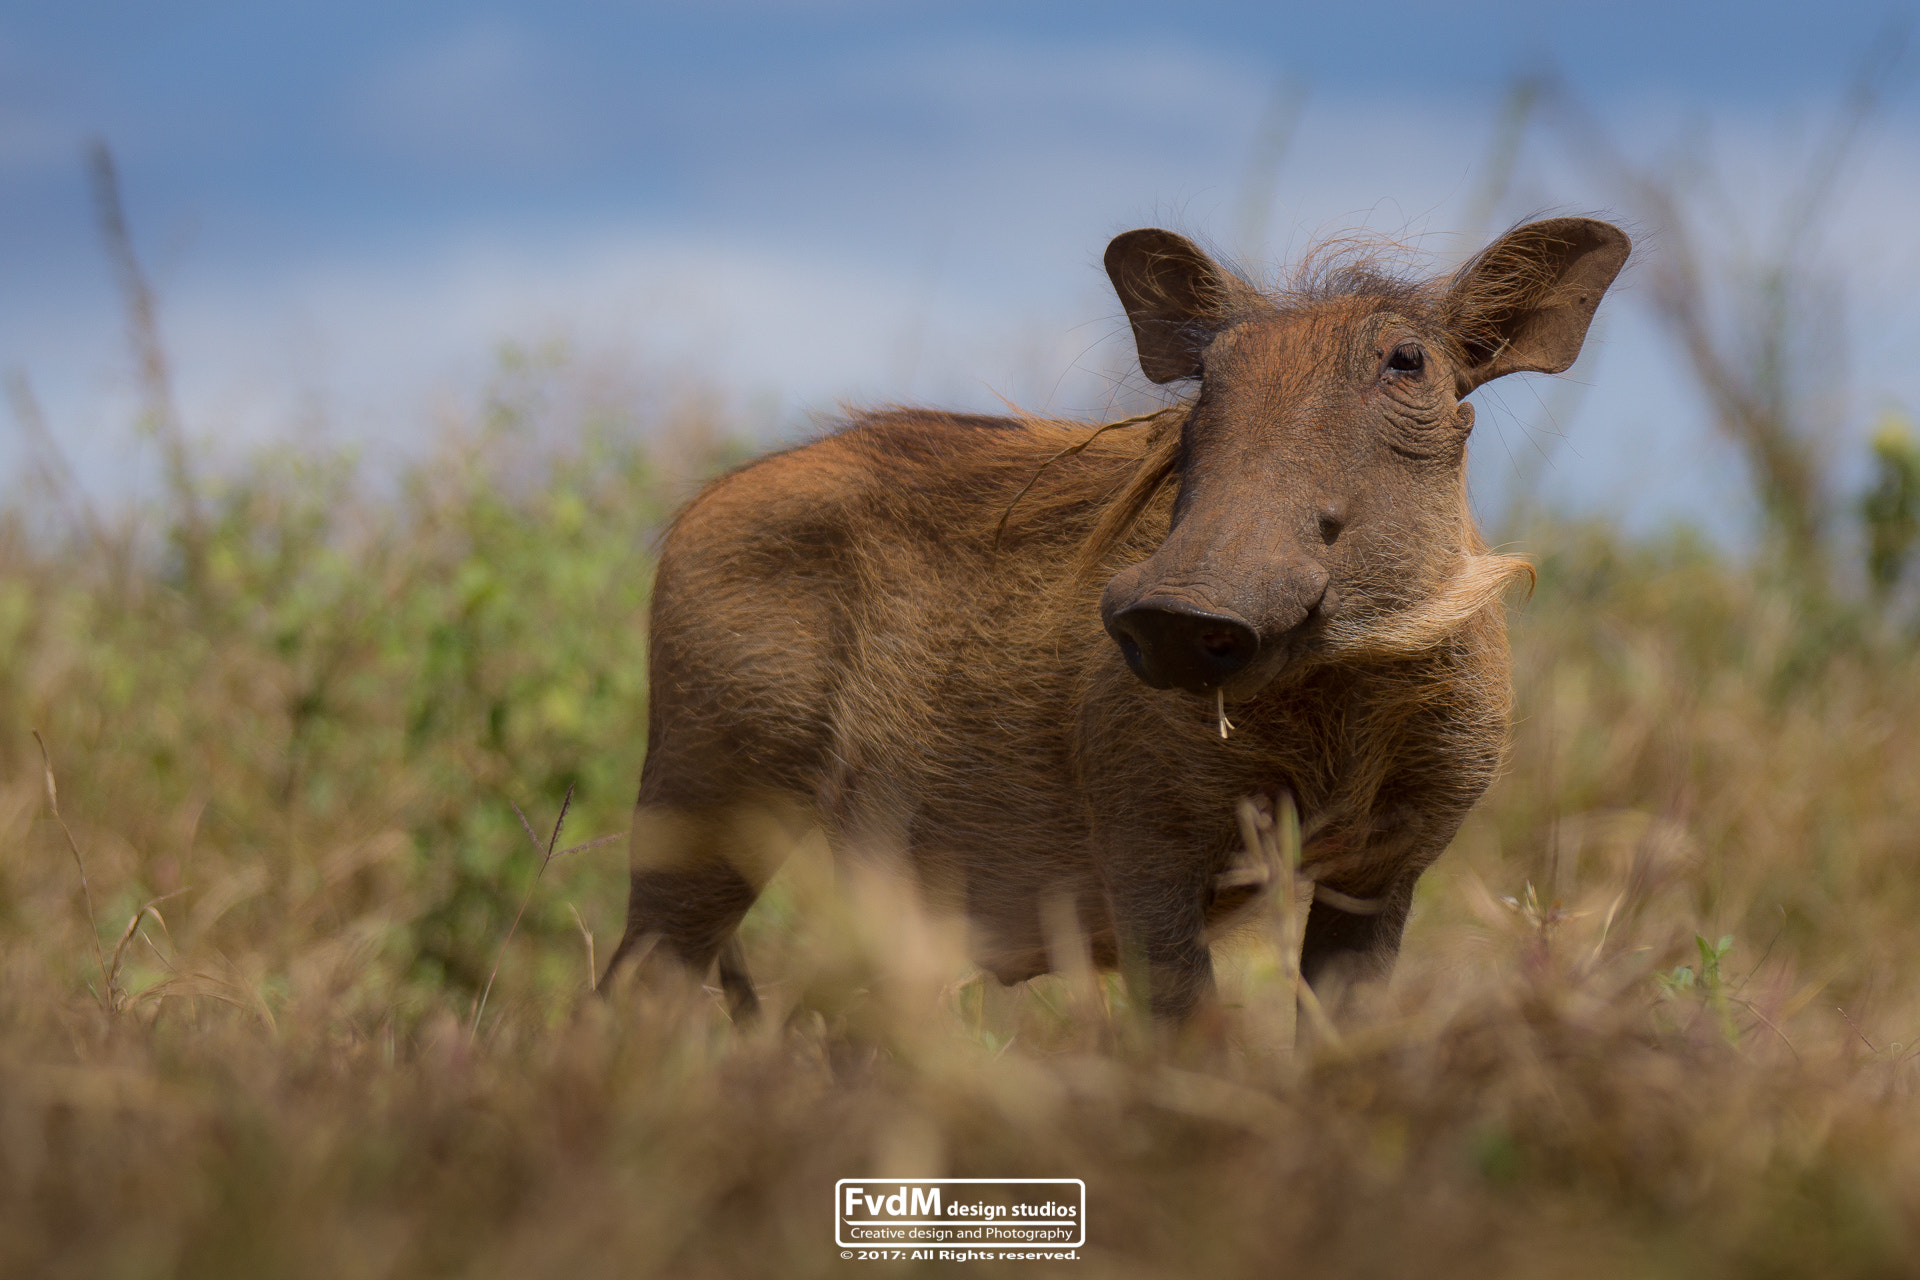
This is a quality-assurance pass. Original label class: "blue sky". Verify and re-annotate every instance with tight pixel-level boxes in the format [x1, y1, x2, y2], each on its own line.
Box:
[3, 1, 1917, 542]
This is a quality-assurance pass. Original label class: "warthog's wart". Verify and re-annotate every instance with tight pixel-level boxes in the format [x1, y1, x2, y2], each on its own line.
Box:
[604, 218, 1631, 1021]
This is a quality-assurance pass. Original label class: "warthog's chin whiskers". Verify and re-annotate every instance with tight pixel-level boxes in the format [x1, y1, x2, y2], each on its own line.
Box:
[1216, 687, 1234, 740]
[1322, 553, 1534, 660]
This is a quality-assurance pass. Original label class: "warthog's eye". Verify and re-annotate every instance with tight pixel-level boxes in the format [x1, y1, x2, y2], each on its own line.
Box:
[1386, 343, 1425, 374]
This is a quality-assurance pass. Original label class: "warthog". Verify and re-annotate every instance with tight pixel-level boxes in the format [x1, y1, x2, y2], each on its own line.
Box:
[603, 217, 1630, 1021]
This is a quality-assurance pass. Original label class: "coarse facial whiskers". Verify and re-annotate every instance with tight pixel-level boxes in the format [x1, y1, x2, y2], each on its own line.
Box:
[1216, 687, 1234, 740]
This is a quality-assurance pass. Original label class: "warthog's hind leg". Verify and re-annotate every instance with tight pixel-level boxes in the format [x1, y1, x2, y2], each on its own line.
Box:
[602, 803, 798, 1021]
[602, 858, 758, 998]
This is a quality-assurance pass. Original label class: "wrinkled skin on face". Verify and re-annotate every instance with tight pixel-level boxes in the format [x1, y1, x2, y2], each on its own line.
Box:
[1099, 220, 1630, 699]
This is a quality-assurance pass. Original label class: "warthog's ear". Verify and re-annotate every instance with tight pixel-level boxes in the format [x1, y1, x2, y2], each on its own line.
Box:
[1446, 217, 1631, 395]
[1106, 229, 1254, 384]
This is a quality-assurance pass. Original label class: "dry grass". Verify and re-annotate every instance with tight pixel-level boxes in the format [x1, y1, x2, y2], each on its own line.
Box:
[3, 393, 1920, 1277]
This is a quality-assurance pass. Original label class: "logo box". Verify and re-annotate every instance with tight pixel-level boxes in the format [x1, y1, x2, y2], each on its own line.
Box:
[835, 1179, 1086, 1249]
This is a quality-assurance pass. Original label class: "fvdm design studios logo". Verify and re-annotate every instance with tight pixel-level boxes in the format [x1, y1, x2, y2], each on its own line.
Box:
[835, 1179, 1085, 1262]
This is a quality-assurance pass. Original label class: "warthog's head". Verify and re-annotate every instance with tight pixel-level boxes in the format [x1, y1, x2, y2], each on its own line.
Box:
[1098, 218, 1630, 696]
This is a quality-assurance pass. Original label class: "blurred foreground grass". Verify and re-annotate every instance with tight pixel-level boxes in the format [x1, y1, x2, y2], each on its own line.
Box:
[4, 396, 1920, 1278]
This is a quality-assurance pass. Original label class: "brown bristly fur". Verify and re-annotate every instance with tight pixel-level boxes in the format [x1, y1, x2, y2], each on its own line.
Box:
[605, 217, 1630, 1023]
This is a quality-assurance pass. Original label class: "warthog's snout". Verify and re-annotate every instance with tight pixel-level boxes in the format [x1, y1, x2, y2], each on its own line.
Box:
[1103, 597, 1258, 692]
[1101, 553, 1332, 696]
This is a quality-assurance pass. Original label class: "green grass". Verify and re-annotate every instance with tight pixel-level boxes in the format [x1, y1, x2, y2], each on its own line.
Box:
[3, 390, 1920, 1277]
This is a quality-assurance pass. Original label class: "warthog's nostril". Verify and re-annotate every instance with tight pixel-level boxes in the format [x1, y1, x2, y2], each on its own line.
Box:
[1199, 630, 1239, 657]
[1105, 600, 1259, 694]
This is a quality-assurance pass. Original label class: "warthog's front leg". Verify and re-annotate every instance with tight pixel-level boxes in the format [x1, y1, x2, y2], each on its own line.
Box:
[1097, 830, 1220, 1024]
[1297, 872, 1416, 995]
